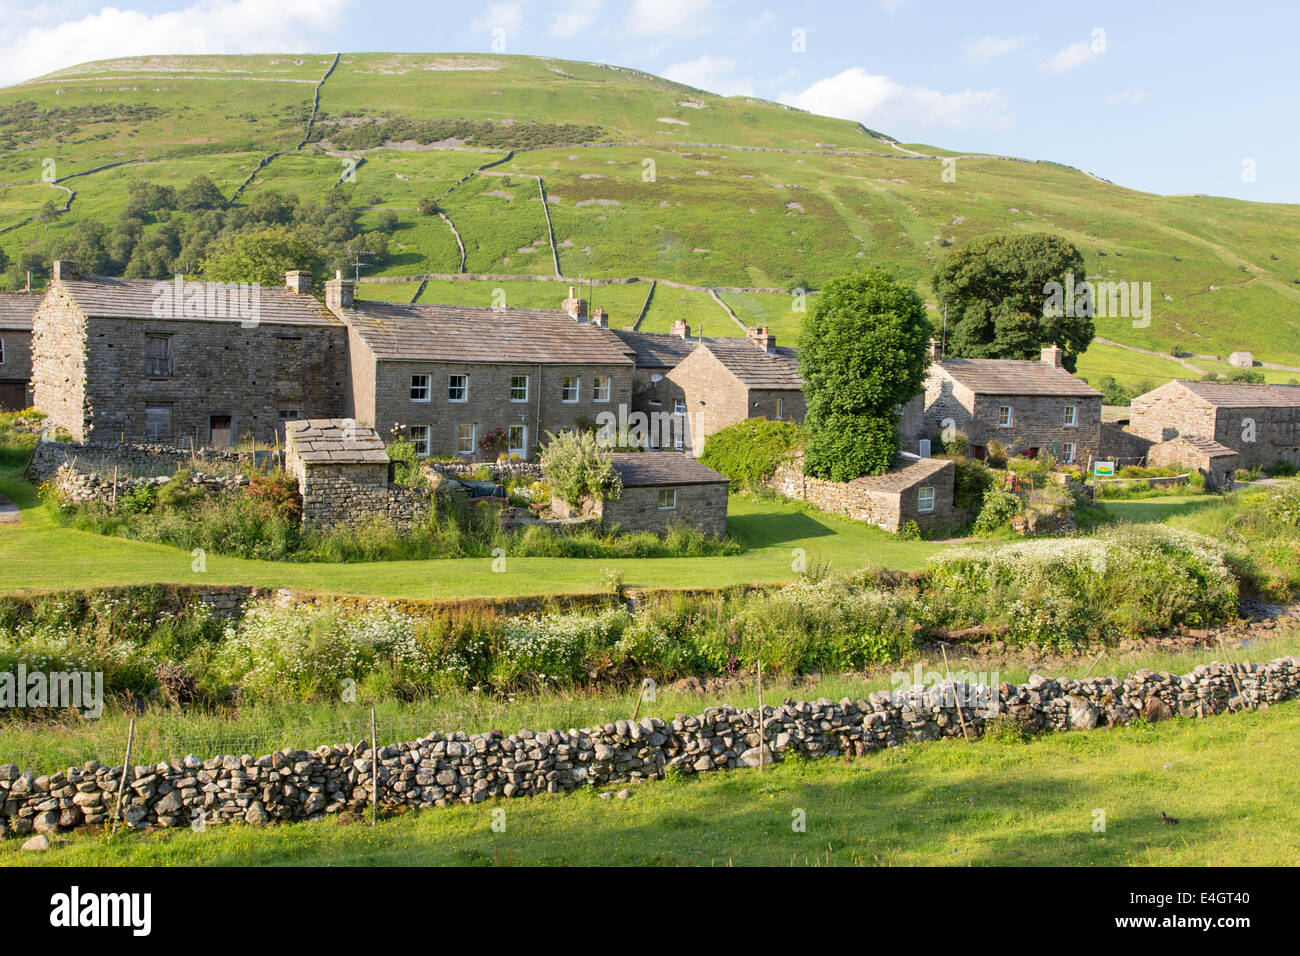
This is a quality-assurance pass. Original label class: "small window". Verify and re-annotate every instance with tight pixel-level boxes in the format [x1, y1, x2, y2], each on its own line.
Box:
[145, 403, 173, 440]
[593, 375, 611, 403]
[658, 488, 677, 510]
[650, 372, 664, 383]
[508, 424, 526, 457]
[0, 336, 5, 364]
[409, 425, 430, 457]
[510, 374, 529, 402]
[410, 374, 431, 402]
[561, 376, 579, 403]
[673, 429, 684, 451]
[146, 334, 172, 378]
[673, 399, 687, 416]
[448, 375, 468, 402]
[647, 399, 662, 408]
[1062, 442, 1076, 463]
[776, 397, 784, 419]
[1063, 404, 1077, 427]
[917, 486, 935, 513]
[457, 423, 474, 455]
[277, 404, 301, 421]
[998, 406, 1013, 428]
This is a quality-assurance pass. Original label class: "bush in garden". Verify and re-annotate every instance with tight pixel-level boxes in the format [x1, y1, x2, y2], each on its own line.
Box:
[539, 429, 621, 507]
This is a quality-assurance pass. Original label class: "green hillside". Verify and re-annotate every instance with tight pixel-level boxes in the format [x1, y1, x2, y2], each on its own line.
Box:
[3, 52, 1300, 377]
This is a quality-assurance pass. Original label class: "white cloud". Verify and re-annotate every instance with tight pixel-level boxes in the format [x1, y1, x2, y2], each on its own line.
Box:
[625, 0, 713, 37]
[663, 55, 753, 97]
[745, 10, 776, 34]
[964, 35, 1029, 63]
[1040, 40, 1103, 75]
[1106, 88, 1148, 104]
[780, 67, 1011, 131]
[549, 0, 603, 38]
[471, 2, 525, 35]
[0, 0, 349, 87]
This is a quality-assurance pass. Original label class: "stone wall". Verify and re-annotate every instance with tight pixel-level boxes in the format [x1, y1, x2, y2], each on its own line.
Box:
[601, 482, 729, 537]
[1099, 422, 1153, 463]
[768, 456, 956, 533]
[4, 656, 1296, 835]
[49, 463, 248, 506]
[26, 438, 264, 485]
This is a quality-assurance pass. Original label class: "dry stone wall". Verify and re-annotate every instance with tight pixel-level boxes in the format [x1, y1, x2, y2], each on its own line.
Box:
[3, 656, 1296, 836]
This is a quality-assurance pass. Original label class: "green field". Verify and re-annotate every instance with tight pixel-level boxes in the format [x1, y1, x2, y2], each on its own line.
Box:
[4, 52, 1300, 377]
[8, 698, 1297, 866]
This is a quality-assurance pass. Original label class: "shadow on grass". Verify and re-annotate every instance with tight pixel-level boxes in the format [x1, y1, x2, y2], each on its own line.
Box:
[727, 509, 838, 548]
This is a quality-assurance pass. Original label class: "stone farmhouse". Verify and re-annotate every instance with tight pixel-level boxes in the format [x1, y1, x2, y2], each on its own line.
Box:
[613, 323, 805, 456]
[328, 274, 634, 460]
[31, 263, 348, 445]
[0, 291, 38, 411]
[550, 452, 730, 536]
[1128, 379, 1300, 470]
[906, 341, 1102, 465]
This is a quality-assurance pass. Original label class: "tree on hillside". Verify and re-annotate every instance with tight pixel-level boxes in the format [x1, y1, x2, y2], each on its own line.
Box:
[179, 175, 227, 212]
[198, 227, 322, 286]
[798, 269, 934, 481]
[931, 232, 1091, 372]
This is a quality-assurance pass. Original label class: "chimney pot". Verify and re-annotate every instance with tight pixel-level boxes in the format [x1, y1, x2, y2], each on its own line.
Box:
[591, 307, 608, 328]
[52, 260, 80, 281]
[1041, 343, 1064, 368]
[671, 319, 691, 340]
[325, 273, 354, 311]
[746, 325, 775, 353]
[285, 270, 312, 294]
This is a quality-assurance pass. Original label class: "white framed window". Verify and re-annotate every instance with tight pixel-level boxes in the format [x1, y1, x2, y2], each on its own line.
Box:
[650, 372, 664, 383]
[1063, 404, 1077, 427]
[998, 406, 1013, 428]
[561, 376, 579, 403]
[457, 423, 474, 455]
[277, 404, 301, 421]
[145, 403, 173, 440]
[776, 397, 784, 419]
[647, 399, 662, 408]
[1062, 442, 1076, 463]
[0, 336, 5, 364]
[510, 374, 529, 403]
[146, 334, 172, 378]
[917, 486, 935, 513]
[508, 424, 526, 457]
[673, 398, 687, 416]
[410, 374, 430, 402]
[409, 425, 430, 457]
[448, 375, 468, 402]
[657, 488, 677, 510]
[593, 375, 611, 403]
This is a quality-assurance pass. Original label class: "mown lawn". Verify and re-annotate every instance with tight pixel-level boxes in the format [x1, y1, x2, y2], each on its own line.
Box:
[0, 470, 939, 599]
[8, 700, 1297, 867]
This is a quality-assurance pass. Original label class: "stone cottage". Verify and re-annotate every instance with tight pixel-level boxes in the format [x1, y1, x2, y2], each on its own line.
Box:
[0, 291, 38, 411]
[1129, 379, 1300, 470]
[328, 274, 635, 461]
[909, 342, 1102, 465]
[551, 452, 730, 537]
[767, 451, 956, 534]
[30, 263, 348, 445]
[1146, 434, 1239, 490]
[617, 325, 804, 457]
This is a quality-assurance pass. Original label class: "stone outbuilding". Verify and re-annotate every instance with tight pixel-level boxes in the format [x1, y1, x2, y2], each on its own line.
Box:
[1146, 434, 1239, 490]
[1129, 379, 1300, 470]
[0, 291, 38, 411]
[551, 452, 730, 537]
[767, 451, 956, 533]
[284, 418, 420, 532]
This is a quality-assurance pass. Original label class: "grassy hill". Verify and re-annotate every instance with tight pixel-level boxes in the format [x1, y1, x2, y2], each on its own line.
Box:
[3, 52, 1300, 378]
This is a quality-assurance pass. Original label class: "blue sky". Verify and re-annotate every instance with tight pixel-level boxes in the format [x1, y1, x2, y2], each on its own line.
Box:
[2, 0, 1295, 202]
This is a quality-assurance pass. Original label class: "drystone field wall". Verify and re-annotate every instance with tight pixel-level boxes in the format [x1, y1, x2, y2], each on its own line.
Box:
[26, 439, 262, 485]
[48, 463, 248, 506]
[3, 657, 1297, 836]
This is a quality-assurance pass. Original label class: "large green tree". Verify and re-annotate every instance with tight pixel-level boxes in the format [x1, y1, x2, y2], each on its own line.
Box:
[798, 269, 934, 481]
[931, 232, 1091, 371]
[198, 227, 322, 286]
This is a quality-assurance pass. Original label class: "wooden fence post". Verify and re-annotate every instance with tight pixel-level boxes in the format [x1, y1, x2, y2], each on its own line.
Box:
[112, 718, 135, 833]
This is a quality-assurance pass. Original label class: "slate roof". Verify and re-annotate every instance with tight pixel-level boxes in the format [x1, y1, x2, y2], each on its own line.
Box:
[343, 300, 634, 366]
[1155, 434, 1239, 458]
[936, 358, 1100, 398]
[285, 419, 390, 464]
[1164, 379, 1300, 408]
[702, 338, 803, 389]
[54, 276, 339, 327]
[849, 453, 952, 493]
[609, 452, 729, 487]
[0, 292, 39, 330]
[610, 330, 700, 369]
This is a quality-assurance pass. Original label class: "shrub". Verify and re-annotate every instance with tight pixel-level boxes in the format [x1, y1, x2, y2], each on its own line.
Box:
[539, 430, 621, 507]
[947, 455, 994, 511]
[984, 440, 1008, 469]
[243, 469, 301, 521]
[972, 487, 1021, 535]
[698, 417, 806, 490]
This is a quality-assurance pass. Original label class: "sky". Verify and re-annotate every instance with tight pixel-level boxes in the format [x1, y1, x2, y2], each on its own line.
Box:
[1, 0, 1296, 203]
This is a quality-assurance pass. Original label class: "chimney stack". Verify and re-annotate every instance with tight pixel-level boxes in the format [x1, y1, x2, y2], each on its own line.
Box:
[1041, 343, 1064, 368]
[671, 319, 691, 340]
[324, 270, 354, 312]
[929, 337, 944, 361]
[285, 270, 312, 294]
[591, 307, 608, 328]
[51, 260, 80, 281]
[562, 285, 588, 321]
[746, 325, 774, 353]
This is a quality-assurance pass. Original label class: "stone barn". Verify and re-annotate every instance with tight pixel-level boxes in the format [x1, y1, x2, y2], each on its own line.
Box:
[285, 418, 418, 532]
[551, 452, 730, 537]
[768, 452, 956, 533]
[1146, 435, 1239, 490]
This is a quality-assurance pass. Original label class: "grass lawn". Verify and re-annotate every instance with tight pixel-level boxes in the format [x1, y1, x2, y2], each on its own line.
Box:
[9, 699, 1297, 866]
[1098, 494, 1225, 524]
[0, 469, 940, 599]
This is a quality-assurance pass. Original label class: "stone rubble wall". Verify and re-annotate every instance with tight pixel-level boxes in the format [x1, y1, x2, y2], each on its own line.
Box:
[48, 463, 248, 506]
[3, 656, 1296, 837]
[27, 438, 267, 485]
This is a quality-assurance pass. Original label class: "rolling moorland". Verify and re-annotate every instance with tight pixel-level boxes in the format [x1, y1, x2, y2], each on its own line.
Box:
[3, 52, 1300, 391]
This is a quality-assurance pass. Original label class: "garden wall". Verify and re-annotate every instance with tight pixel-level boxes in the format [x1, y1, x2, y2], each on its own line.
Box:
[26, 438, 268, 485]
[4, 656, 1296, 836]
